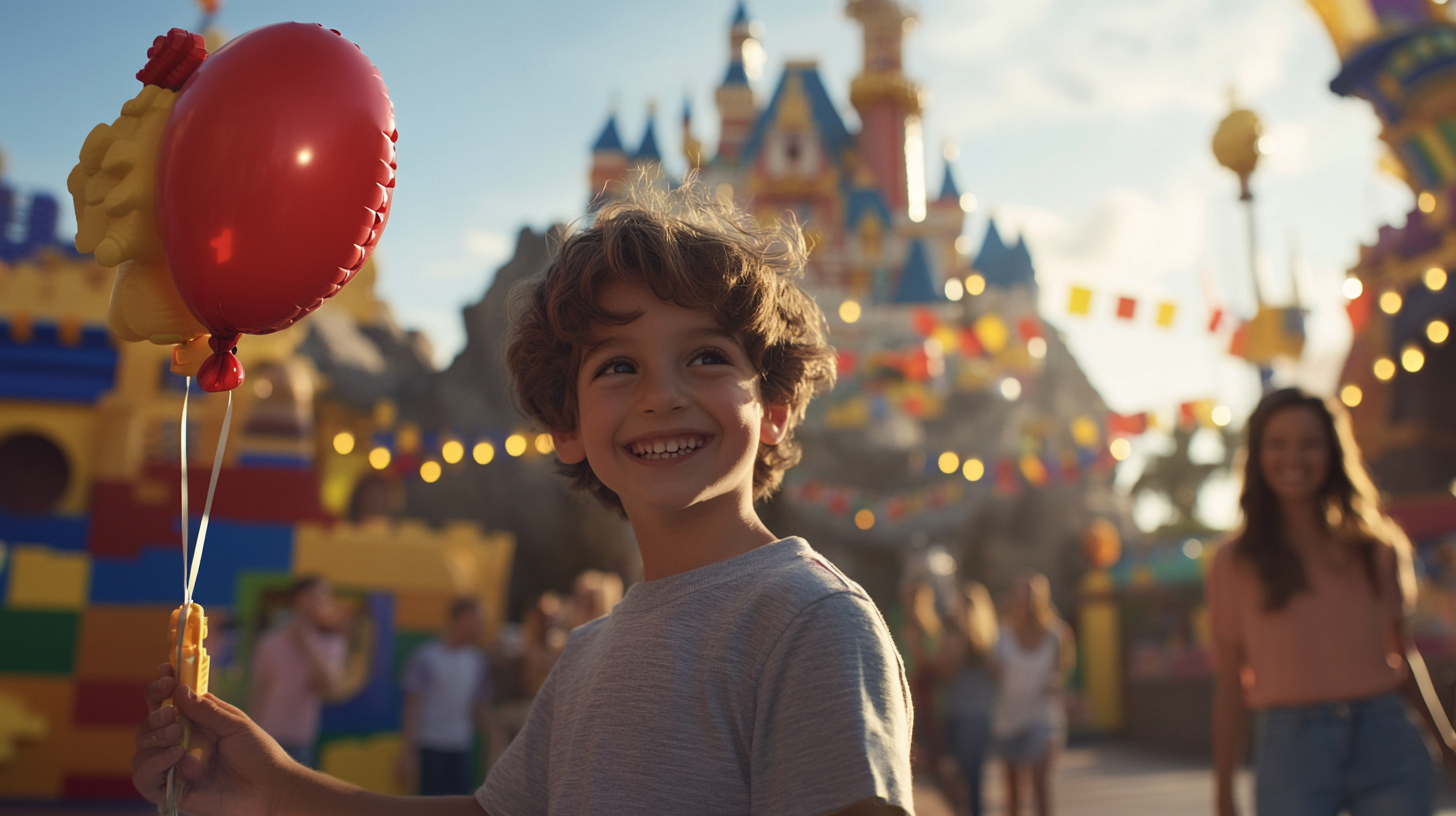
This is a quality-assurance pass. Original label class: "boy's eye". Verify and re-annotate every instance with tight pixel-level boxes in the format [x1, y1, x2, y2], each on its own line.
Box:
[596, 359, 635, 376]
[690, 348, 730, 366]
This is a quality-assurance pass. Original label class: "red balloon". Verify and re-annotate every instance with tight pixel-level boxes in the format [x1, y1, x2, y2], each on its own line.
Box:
[155, 23, 396, 391]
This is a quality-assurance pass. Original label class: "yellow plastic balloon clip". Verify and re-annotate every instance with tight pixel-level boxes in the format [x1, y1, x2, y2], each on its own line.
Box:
[166, 603, 210, 746]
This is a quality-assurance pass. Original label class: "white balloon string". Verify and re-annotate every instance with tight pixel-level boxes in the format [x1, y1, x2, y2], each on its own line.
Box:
[185, 390, 233, 604]
[180, 377, 191, 601]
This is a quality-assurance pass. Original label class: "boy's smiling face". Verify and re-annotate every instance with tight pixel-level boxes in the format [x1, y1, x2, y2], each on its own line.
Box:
[552, 283, 788, 519]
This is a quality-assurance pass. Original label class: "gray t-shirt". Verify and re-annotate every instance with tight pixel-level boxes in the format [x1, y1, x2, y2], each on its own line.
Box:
[477, 537, 913, 815]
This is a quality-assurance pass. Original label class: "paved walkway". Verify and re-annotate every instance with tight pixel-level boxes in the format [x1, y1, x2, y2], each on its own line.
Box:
[915, 741, 1456, 816]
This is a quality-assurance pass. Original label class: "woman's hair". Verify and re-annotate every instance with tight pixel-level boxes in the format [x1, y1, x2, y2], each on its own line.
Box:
[958, 581, 999, 660]
[1014, 572, 1061, 635]
[1234, 387, 1413, 611]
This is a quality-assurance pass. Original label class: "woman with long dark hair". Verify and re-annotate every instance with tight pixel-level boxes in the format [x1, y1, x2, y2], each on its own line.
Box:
[994, 573, 1074, 816]
[1209, 388, 1456, 816]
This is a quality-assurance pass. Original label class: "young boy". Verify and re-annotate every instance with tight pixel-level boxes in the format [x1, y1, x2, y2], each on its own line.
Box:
[131, 181, 914, 815]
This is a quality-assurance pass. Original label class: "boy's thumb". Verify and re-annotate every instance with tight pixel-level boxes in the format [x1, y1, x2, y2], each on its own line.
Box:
[174, 686, 247, 735]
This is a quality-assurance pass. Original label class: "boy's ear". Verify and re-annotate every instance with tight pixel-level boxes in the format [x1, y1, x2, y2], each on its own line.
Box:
[759, 401, 790, 446]
[552, 430, 587, 464]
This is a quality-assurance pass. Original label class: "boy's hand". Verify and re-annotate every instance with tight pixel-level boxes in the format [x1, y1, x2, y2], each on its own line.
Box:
[132, 663, 293, 816]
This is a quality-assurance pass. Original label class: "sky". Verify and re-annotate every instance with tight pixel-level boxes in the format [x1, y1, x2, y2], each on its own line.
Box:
[0, 0, 1416, 427]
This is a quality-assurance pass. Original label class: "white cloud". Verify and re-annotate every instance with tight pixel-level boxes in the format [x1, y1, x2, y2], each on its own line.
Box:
[921, 0, 1309, 131]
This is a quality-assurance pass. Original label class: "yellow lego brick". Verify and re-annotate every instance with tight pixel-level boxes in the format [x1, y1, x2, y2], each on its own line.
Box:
[319, 733, 406, 796]
[0, 677, 72, 797]
[394, 592, 451, 632]
[6, 546, 91, 610]
[75, 605, 173, 681]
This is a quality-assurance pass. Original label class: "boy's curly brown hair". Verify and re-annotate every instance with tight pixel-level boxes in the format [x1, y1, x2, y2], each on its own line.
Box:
[506, 177, 836, 515]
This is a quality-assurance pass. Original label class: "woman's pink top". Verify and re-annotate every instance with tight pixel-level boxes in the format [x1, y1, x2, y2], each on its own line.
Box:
[1206, 539, 1408, 709]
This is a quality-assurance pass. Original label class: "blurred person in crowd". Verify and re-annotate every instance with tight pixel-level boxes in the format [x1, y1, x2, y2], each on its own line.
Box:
[397, 597, 505, 796]
[1209, 388, 1456, 816]
[902, 576, 949, 775]
[994, 573, 1074, 816]
[519, 591, 570, 695]
[247, 575, 346, 768]
[570, 569, 624, 629]
[942, 581, 999, 816]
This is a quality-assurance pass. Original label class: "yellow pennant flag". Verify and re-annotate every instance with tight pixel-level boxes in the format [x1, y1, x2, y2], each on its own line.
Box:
[1068, 286, 1093, 316]
[1156, 302, 1177, 327]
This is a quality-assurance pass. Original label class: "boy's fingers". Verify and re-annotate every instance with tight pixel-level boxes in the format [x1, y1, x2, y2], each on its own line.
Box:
[178, 750, 210, 781]
[175, 686, 249, 737]
[145, 672, 177, 712]
[131, 743, 184, 779]
[135, 722, 182, 753]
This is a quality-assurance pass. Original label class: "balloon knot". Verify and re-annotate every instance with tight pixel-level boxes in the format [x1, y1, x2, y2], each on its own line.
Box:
[137, 29, 208, 91]
[198, 334, 243, 392]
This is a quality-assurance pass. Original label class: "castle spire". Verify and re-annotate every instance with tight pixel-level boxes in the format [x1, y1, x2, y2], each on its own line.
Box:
[715, 2, 760, 164]
[847, 0, 925, 218]
[588, 111, 630, 210]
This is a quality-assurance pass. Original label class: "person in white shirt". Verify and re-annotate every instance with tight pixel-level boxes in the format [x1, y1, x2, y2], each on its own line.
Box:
[398, 598, 503, 795]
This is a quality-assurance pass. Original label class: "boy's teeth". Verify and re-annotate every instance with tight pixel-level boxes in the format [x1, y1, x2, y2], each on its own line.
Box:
[632, 436, 704, 458]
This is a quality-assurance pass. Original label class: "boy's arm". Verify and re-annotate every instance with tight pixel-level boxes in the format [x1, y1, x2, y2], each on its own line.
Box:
[752, 592, 913, 816]
[133, 664, 488, 816]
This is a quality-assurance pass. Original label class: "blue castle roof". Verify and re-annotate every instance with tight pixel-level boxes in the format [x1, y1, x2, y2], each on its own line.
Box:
[592, 115, 624, 153]
[739, 64, 853, 168]
[973, 219, 1036, 289]
[892, 240, 943, 304]
[938, 164, 960, 201]
[723, 61, 750, 86]
[732, 1, 751, 27]
[634, 117, 662, 162]
[845, 186, 892, 230]
[0, 186, 78, 263]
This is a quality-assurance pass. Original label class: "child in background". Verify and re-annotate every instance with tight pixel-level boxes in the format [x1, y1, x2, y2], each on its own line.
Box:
[943, 581, 998, 816]
[398, 598, 504, 796]
[130, 178, 914, 815]
[247, 576, 347, 769]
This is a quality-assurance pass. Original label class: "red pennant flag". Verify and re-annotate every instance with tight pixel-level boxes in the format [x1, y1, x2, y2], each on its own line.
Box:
[1017, 315, 1044, 341]
[1107, 412, 1148, 437]
[1207, 308, 1224, 333]
[1116, 297, 1137, 320]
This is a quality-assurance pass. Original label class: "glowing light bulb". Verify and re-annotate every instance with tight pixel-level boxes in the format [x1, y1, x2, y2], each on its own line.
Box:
[938, 452, 960, 474]
[1341, 277, 1363, 300]
[1428, 320, 1449, 344]
[1401, 345, 1425, 372]
[1028, 337, 1047, 359]
[1340, 384, 1362, 407]
[473, 441, 495, 464]
[535, 434, 554, 454]
[441, 440, 464, 464]
[1211, 405, 1232, 427]
[854, 509, 875, 530]
[965, 273, 986, 296]
[999, 377, 1022, 401]
[839, 300, 862, 323]
[369, 447, 391, 470]
[1426, 267, 1448, 291]
[1373, 358, 1396, 381]
[944, 278, 965, 301]
[1379, 291, 1403, 315]
[420, 461, 442, 483]
[962, 458, 985, 482]
[332, 431, 355, 455]
[1110, 438, 1132, 461]
[1419, 191, 1437, 213]
[505, 434, 527, 457]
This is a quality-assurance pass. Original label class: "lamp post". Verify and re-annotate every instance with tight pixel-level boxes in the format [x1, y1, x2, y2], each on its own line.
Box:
[1213, 103, 1265, 308]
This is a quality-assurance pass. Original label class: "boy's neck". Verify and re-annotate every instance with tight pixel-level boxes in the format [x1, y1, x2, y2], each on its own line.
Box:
[627, 491, 778, 582]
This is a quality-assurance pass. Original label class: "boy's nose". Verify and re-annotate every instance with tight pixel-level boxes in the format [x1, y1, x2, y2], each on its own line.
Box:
[637, 369, 688, 414]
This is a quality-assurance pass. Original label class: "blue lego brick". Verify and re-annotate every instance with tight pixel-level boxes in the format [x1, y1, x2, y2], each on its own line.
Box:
[0, 511, 89, 551]
[320, 593, 399, 735]
[89, 520, 294, 607]
[90, 547, 179, 604]
[0, 322, 117, 403]
[183, 519, 294, 607]
[236, 452, 311, 470]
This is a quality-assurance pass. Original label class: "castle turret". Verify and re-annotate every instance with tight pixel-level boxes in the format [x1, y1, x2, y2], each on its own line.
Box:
[588, 113, 629, 210]
[847, 0, 925, 220]
[634, 107, 663, 168]
[682, 98, 704, 171]
[926, 159, 968, 275]
[715, 2, 760, 164]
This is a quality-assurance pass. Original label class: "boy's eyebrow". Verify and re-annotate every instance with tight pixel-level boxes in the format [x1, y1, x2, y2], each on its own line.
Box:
[580, 325, 742, 361]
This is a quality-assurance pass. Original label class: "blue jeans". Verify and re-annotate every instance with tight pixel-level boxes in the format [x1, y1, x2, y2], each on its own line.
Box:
[1255, 692, 1433, 816]
[419, 748, 472, 796]
[946, 713, 992, 816]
